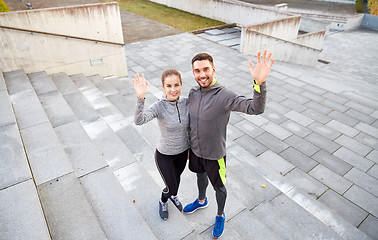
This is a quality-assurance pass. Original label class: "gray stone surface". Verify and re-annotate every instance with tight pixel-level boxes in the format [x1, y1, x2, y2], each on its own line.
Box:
[344, 185, 378, 218]
[318, 189, 369, 227]
[0, 124, 31, 190]
[0, 90, 15, 127]
[309, 164, 352, 194]
[305, 132, 341, 153]
[284, 110, 314, 126]
[64, 91, 100, 124]
[271, 193, 344, 240]
[261, 121, 292, 140]
[252, 201, 313, 240]
[10, 89, 50, 129]
[79, 167, 158, 239]
[359, 215, 378, 240]
[335, 135, 373, 157]
[0, 72, 5, 91]
[280, 147, 318, 172]
[3, 70, 33, 95]
[355, 122, 378, 138]
[255, 131, 289, 153]
[28, 71, 58, 95]
[51, 72, 79, 95]
[326, 120, 359, 138]
[284, 167, 327, 199]
[311, 150, 352, 176]
[308, 121, 341, 140]
[344, 167, 378, 197]
[82, 119, 137, 170]
[114, 162, 194, 240]
[228, 209, 281, 240]
[234, 119, 264, 138]
[280, 119, 312, 138]
[20, 122, 73, 185]
[258, 150, 295, 175]
[38, 91, 78, 127]
[334, 147, 374, 172]
[55, 121, 108, 177]
[284, 135, 320, 156]
[37, 173, 107, 240]
[0, 180, 50, 240]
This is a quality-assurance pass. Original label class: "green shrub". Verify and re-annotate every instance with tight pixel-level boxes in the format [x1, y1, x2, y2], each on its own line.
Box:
[0, 0, 10, 12]
[356, 0, 364, 12]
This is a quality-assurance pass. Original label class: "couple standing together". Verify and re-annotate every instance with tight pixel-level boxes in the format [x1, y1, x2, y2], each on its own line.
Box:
[133, 50, 274, 239]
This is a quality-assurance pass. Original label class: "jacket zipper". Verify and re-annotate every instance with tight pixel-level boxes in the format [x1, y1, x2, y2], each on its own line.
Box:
[176, 102, 181, 123]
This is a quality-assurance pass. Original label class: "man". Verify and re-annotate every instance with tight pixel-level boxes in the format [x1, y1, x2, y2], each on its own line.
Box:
[183, 50, 274, 238]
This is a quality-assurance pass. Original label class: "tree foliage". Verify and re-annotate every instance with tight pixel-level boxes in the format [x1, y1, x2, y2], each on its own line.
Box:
[356, 0, 364, 12]
[368, 0, 378, 15]
[0, 0, 10, 12]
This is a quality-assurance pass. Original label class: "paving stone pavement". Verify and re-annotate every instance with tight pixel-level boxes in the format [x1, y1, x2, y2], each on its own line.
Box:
[125, 26, 378, 239]
[2, 0, 378, 239]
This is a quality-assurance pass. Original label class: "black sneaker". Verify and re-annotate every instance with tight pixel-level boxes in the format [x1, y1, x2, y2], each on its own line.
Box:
[169, 196, 183, 212]
[159, 200, 168, 220]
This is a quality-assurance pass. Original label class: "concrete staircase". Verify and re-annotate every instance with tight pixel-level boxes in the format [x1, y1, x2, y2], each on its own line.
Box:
[0, 69, 373, 240]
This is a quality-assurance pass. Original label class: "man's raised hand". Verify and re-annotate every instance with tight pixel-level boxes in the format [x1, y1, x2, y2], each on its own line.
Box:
[248, 49, 275, 85]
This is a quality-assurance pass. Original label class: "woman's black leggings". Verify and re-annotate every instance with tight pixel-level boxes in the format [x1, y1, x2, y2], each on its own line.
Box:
[155, 149, 188, 202]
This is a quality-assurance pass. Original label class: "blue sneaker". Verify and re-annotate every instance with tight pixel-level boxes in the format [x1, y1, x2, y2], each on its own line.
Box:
[183, 198, 208, 214]
[212, 213, 225, 239]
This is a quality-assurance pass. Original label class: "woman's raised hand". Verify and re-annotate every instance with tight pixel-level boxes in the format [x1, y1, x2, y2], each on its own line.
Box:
[133, 73, 149, 99]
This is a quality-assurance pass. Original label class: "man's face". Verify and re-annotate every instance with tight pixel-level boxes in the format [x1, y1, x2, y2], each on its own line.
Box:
[192, 60, 215, 88]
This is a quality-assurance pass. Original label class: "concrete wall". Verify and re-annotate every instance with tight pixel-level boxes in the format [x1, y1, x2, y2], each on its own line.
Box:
[151, 0, 326, 66]
[361, 14, 378, 31]
[241, 16, 324, 66]
[0, 2, 127, 77]
[296, 30, 326, 50]
[246, 16, 301, 41]
[299, 17, 330, 33]
[241, 30, 321, 66]
[150, 0, 293, 25]
[288, 9, 364, 31]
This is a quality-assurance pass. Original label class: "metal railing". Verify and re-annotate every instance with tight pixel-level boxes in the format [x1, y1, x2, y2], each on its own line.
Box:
[0, 25, 125, 46]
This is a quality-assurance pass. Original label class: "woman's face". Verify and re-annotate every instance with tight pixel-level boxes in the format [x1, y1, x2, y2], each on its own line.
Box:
[163, 74, 182, 101]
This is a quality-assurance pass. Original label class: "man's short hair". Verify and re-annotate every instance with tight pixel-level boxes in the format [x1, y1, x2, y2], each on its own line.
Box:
[191, 53, 214, 67]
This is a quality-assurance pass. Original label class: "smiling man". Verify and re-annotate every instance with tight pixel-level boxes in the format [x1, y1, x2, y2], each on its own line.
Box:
[184, 50, 274, 239]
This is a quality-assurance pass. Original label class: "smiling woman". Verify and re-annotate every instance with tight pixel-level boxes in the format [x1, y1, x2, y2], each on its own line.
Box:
[101, 0, 225, 31]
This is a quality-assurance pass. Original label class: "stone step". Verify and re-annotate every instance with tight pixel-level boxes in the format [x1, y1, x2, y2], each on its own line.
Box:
[79, 166, 158, 239]
[251, 201, 314, 240]
[227, 144, 373, 240]
[0, 179, 50, 240]
[271, 193, 344, 240]
[228, 209, 281, 240]
[108, 118, 156, 165]
[50, 72, 136, 170]
[0, 75, 15, 127]
[88, 74, 119, 96]
[37, 172, 107, 240]
[3, 70, 33, 95]
[0, 123, 32, 190]
[55, 121, 108, 177]
[3, 70, 113, 239]
[114, 161, 194, 240]
[82, 118, 138, 170]
[20, 121, 74, 186]
[82, 74, 159, 164]
[0, 72, 31, 190]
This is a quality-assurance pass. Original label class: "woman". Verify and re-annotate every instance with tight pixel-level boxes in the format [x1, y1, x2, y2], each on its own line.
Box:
[133, 69, 190, 220]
